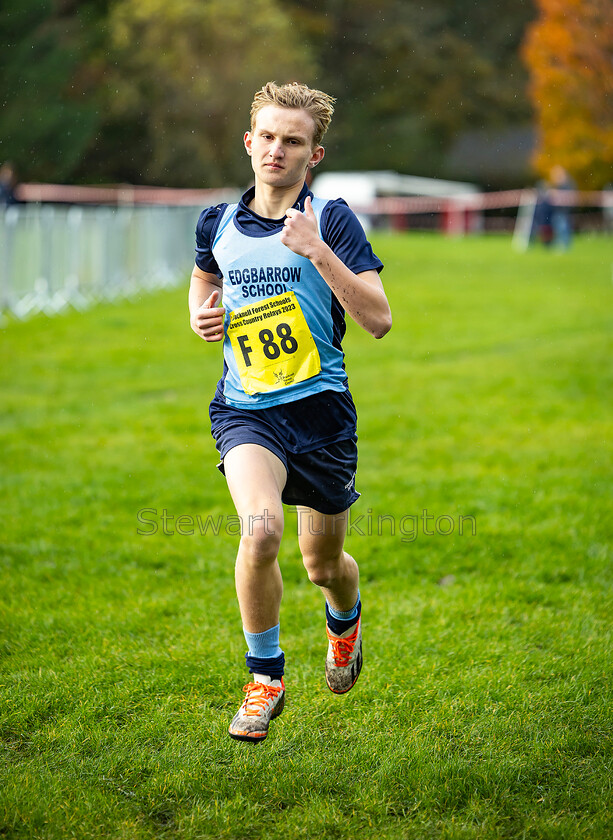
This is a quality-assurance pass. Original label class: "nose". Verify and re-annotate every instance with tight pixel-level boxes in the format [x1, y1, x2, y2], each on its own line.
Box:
[269, 140, 284, 159]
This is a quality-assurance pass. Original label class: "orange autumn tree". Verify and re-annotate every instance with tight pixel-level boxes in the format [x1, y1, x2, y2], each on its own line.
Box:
[523, 0, 613, 188]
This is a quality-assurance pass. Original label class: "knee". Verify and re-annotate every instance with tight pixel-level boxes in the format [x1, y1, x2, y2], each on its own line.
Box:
[240, 517, 282, 564]
[302, 550, 343, 588]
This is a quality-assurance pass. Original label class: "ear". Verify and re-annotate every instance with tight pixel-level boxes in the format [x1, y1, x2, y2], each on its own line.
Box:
[244, 131, 253, 156]
[308, 145, 325, 169]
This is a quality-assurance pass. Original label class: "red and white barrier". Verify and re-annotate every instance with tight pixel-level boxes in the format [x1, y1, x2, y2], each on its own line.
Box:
[14, 182, 613, 212]
[15, 182, 238, 207]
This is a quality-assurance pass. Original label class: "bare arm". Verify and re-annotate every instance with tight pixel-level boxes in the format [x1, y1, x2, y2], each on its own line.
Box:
[280, 196, 392, 339]
[189, 264, 225, 342]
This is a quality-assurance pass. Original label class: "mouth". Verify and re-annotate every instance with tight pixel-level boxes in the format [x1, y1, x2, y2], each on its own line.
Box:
[265, 162, 284, 170]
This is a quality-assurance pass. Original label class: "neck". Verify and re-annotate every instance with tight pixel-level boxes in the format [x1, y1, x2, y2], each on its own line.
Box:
[249, 179, 305, 219]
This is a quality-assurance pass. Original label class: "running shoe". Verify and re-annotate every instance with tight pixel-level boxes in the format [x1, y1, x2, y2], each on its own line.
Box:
[228, 677, 285, 742]
[325, 616, 362, 694]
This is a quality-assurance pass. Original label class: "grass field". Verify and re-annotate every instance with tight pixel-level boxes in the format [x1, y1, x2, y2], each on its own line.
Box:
[1, 233, 612, 839]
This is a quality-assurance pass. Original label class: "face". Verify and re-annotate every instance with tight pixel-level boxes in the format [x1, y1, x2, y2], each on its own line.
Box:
[244, 105, 325, 190]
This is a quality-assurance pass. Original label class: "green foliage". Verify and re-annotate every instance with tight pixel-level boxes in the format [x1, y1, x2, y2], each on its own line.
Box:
[96, 0, 314, 187]
[0, 0, 108, 181]
[290, 0, 535, 177]
[1, 233, 612, 838]
[0, 0, 537, 186]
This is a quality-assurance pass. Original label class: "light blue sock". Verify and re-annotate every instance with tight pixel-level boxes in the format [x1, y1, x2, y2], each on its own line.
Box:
[327, 590, 361, 622]
[243, 623, 282, 659]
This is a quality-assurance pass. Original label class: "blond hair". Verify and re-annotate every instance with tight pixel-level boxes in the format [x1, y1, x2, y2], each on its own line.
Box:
[250, 82, 335, 148]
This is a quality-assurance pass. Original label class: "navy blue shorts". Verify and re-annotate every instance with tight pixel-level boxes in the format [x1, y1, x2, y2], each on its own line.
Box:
[209, 397, 360, 515]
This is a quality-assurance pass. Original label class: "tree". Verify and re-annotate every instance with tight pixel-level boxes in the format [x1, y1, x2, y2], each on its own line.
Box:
[1, 0, 539, 186]
[523, 0, 613, 188]
[286, 0, 535, 180]
[91, 0, 315, 187]
[0, 0, 109, 182]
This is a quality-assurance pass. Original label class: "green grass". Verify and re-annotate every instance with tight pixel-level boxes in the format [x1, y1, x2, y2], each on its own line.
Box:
[1, 233, 612, 839]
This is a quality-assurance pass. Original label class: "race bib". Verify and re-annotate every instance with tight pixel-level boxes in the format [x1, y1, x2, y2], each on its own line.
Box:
[227, 291, 321, 395]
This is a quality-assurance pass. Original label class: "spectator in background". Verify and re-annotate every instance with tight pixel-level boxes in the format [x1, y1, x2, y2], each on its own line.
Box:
[550, 165, 575, 250]
[602, 183, 613, 234]
[0, 162, 18, 206]
[531, 180, 554, 247]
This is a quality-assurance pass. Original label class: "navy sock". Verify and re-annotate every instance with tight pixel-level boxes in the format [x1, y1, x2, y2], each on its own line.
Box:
[245, 651, 285, 679]
[326, 596, 361, 636]
[243, 624, 285, 679]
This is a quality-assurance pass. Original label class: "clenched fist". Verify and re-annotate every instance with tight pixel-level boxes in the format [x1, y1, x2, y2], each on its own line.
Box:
[191, 290, 225, 342]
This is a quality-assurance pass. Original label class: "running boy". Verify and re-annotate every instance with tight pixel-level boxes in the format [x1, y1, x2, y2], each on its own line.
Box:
[189, 81, 391, 742]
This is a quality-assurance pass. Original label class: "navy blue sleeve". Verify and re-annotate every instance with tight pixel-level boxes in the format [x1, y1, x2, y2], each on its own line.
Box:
[320, 199, 384, 275]
[195, 204, 226, 276]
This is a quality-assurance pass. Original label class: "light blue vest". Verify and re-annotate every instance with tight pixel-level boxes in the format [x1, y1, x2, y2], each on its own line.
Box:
[212, 198, 348, 408]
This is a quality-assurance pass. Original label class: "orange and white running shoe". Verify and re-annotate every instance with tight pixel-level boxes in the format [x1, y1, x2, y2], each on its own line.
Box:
[325, 616, 363, 694]
[228, 677, 285, 742]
